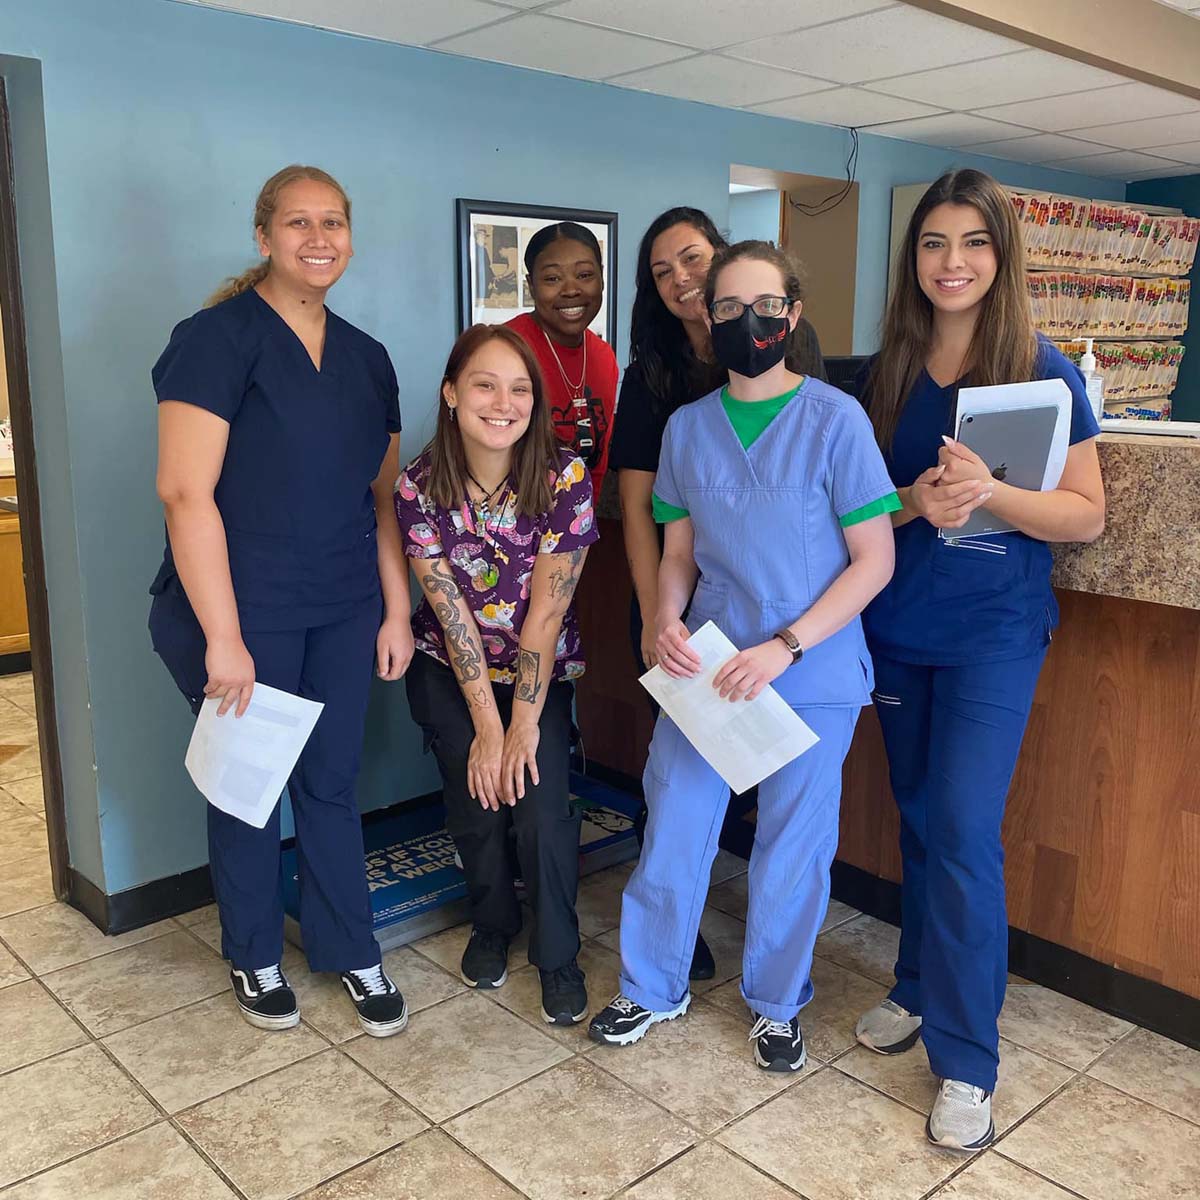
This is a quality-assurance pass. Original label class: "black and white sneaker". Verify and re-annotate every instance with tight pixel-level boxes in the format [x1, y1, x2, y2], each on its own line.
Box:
[749, 1014, 807, 1072]
[230, 963, 300, 1031]
[540, 959, 588, 1025]
[588, 992, 690, 1046]
[461, 928, 510, 989]
[339, 964, 408, 1037]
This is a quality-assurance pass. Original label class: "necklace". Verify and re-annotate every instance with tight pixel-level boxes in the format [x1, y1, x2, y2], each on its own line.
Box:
[465, 471, 507, 590]
[540, 323, 587, 398]
[466, 470, 506, 517]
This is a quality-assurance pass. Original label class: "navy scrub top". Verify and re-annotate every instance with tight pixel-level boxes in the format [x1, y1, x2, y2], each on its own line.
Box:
[862, 337, 1100, 666]
[150, 287, 401, 632]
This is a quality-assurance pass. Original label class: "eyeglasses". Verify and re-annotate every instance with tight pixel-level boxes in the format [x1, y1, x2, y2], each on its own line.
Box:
[709, 295, 795, 322]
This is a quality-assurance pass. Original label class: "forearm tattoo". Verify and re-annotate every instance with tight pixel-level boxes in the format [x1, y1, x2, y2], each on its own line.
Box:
[467, 684, 494, 712]
[515, 648, 543, 705]
[546, 548, 586, 604]
[421, 562, 484, 683]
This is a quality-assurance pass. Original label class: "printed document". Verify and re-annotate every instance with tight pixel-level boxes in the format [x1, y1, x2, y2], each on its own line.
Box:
[640, 621, 819, 794]
[185, 684, 324, 828]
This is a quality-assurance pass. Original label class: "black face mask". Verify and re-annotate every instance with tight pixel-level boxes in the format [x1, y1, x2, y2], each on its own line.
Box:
[710, 310, 791, 378]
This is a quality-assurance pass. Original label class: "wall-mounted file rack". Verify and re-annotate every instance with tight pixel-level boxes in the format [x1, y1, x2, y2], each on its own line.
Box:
[890, 184, 1196, 422]
[1011, 191, 1195, 422]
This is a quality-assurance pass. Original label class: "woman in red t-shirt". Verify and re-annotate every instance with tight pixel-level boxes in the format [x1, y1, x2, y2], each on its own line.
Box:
[507, 222, 618, 500]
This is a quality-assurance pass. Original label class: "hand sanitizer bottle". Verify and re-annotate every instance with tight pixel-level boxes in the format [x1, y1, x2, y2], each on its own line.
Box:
[1079, 338, 1104, 423]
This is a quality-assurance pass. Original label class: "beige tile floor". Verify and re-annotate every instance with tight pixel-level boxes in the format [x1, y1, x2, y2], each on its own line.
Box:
[0, 672, 1198, 1198]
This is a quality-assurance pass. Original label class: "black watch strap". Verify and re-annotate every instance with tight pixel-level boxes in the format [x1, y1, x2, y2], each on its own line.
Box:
[773, 628, 803, 663]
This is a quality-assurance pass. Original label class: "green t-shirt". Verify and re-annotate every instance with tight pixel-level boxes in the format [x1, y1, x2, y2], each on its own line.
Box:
[652, 385, 901, 526]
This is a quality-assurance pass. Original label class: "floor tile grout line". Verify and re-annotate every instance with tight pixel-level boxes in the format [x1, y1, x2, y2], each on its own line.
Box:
[6, 917, 190, 980]
[714, 1137, 818, 1199]
[407, 1122, 540, 1200]
[1059, 1066, 1200, 1131]
[990, 1147, 1095, 1200]
[166, 1115, 254, 1200]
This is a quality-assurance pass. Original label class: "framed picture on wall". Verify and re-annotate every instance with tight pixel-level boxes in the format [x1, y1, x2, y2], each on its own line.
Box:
[456, 199, 618, 345]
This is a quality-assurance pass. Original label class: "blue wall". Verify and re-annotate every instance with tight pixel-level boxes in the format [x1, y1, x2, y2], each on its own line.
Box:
[729, 189, 782, 245]
[0, 0, 1130, 895]
[1127, 173, 1200, 423]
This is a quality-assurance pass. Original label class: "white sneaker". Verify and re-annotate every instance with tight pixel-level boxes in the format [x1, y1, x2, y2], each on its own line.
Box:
[927, 1079, 995, 1151]
[855, 999, 922, 1054]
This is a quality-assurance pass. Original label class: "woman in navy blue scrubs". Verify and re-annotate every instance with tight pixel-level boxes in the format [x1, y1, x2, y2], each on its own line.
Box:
[854, 169, 1105, 1150]
[149, 165, 410, 1037]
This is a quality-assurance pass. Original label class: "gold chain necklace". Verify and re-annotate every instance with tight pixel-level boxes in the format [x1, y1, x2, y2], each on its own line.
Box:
[540, 323, 587, 398]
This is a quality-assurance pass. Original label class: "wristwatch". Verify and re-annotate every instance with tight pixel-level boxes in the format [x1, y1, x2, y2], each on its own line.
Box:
[773, 628, 804, 664]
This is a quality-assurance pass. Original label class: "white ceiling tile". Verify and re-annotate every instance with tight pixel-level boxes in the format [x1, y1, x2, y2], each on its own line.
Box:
[432, 12, 690, 77]
[196, 0, 514, 44]
[868, 49, 1123, 111]
[546, 0, 889, 50]
[865, 111, 1033, 147]
[1126, 165, 1200, 182]
[1066, 109, 1200, 149]
[607, 54, 830, 106]
[976, 82, 1200, 134]
[750, 86, 943, 128]
[1051, 149, 1186, 178]
[727, 7, 1023, 84]
[964, 132, 1112, 164]
[1144, 138, 1200, 165]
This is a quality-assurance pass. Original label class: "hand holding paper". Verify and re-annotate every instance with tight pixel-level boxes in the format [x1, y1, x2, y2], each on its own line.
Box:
[185, 683, 324, 829]
[640, 622, 818, 795]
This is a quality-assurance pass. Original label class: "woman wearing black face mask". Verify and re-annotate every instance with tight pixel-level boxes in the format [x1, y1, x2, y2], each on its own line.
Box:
[590, 242, 897, 1068]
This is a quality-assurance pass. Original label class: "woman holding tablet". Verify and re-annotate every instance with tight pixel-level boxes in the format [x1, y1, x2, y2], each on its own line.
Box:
[855, 168, 1105, 1151]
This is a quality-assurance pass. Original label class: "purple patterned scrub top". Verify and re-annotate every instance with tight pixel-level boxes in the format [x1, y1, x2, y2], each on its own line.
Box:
[395, 447, 598, 683]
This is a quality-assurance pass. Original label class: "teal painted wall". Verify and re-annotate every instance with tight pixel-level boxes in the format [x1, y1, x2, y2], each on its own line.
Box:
[0, 0, 1128, 894]
[729, 189, 782, 244]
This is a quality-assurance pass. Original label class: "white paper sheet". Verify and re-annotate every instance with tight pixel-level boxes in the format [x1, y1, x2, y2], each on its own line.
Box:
[185, 683, 324, 829]
[639, 622, 819, 795]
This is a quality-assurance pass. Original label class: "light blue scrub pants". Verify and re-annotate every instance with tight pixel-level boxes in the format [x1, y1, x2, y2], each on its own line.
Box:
[619, 704, 860, 1023]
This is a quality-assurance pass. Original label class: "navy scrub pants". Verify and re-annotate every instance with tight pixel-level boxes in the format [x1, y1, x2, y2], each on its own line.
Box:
[150, 583, 382, 974]
[871, 648, 1047, 1091]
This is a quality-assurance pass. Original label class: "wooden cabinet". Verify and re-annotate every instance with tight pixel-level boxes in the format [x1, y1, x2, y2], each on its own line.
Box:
[0, 470, 29, 655]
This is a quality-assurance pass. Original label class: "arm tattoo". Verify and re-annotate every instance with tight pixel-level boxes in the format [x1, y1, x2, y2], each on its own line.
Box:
[425, 559, 462, 601]
[467, 685, 493, 712]
[515, 648, 543, 705]
[546, 548, 586, 603]
[432, 597, 483, 683]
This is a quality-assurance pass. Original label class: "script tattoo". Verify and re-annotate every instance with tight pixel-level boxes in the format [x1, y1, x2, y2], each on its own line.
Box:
[515, 648, 543, 705]
[546, 548, 586, 603]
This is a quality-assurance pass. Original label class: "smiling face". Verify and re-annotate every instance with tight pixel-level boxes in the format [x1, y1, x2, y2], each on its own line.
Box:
[442, 339, 535, 456]
[255, 178, 353, 296]
[915, 202, 998, 318]
[650, 222, 717, 325]
[526, 237, 603, 344]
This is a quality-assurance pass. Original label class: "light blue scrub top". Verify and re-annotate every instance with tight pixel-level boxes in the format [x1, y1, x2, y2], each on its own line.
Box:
[653, 379, 898, 707]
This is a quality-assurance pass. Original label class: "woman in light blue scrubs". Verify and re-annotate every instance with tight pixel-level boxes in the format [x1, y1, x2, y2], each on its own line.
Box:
[590, 242, 898, 1071]
[855, 169, 1105, 1152]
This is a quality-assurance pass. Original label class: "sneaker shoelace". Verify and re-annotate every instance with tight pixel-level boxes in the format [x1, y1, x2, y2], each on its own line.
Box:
[347, 964, 392, 997]
[608, 995, 640, 1016]
[748, 1015, 794, 1042]
[880, 999, 913, 1018]
[253, 964, 286, 993]
[940, 1079, 986, 1106]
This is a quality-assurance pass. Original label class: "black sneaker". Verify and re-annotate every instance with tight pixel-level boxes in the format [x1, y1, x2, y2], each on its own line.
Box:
[689, 932, 715, 981]
[339, 964, 408, 1038]
[749, 1014, 807, 1072]
[461, 928, 510, 989]
[540, 959, 588, 1025]
[230, 964, 299, 1031]
[588, 991, 690, 1046]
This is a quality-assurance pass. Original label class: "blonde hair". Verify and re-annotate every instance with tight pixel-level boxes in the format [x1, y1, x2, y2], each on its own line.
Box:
[205, 165, 352, 308]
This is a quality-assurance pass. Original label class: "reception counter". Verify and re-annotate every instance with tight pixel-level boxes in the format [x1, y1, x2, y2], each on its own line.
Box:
[574, 432, 1200, 1040]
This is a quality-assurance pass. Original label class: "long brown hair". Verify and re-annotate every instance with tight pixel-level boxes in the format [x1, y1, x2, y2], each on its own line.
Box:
[205, 165, 352, 308]
[426, 325, 558, 518]
[866, 169, 1036, 450]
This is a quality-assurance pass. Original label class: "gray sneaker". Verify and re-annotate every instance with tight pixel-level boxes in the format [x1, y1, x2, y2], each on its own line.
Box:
[927, 1079, 995, 1151]
[855, 999, 922, 1054]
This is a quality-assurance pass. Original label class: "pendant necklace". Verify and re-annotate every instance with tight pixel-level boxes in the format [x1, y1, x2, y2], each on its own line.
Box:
[467, 470, 506, 588]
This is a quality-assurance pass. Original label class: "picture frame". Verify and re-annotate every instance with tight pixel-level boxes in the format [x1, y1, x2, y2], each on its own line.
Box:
[456, 199, 618, 346]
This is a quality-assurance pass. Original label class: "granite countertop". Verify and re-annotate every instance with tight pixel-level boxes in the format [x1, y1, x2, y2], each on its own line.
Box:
[1051, 432, 1200, 610]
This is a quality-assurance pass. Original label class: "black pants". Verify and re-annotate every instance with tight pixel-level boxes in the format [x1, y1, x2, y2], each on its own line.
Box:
[406, 652, 581, 972]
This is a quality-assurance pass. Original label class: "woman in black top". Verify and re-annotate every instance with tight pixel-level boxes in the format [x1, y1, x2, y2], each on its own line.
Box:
[607, 207, 825, 980]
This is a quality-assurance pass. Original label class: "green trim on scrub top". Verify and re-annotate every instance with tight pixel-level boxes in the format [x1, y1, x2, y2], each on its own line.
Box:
[652, 383, 802, 524]
[839, 492, 903, 528]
